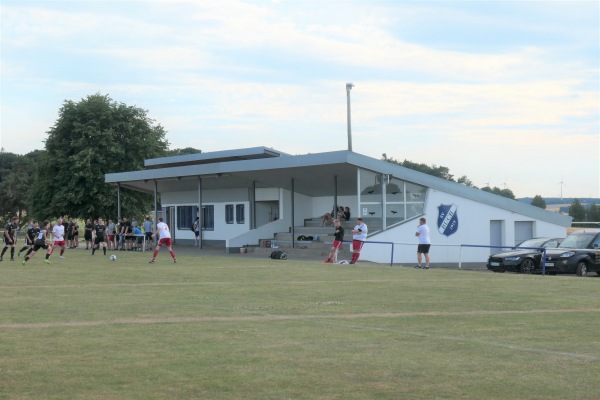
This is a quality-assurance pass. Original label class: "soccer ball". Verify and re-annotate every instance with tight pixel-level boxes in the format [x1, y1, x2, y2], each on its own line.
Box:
[110, 255, 117, 262]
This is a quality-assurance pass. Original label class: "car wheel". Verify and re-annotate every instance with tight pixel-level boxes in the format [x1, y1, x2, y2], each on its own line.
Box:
[576, 261, 588, 277]
[520, 258, 535, 274]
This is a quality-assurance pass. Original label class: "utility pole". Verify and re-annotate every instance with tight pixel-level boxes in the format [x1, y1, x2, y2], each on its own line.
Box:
[346, 83, 354, 151]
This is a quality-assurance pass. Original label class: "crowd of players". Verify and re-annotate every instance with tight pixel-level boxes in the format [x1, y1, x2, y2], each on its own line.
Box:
[1, 216, 176, 264]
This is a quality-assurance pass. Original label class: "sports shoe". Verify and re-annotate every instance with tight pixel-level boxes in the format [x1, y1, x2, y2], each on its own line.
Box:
[10, 258, 14, 261]
[44, 259, 51, 265]
[149, 260, 155, 264]
[323, 259, 333, 263]
[423, 266, 430, 270]
[349, 262, 355, 264]
[415, 265, 422, 269]
[173, 259, 177, 264]
[59, 256, 65, 259]
[22, 260, 26, 265]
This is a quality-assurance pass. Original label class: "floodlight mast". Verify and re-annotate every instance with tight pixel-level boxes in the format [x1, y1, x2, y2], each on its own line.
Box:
[346, 82, 354, 151]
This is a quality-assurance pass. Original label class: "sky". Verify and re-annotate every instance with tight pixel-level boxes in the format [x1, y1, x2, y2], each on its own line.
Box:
[1, 0, 598, 199]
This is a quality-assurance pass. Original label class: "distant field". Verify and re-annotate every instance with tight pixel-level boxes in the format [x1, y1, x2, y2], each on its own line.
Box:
[1, 251, 599, 399]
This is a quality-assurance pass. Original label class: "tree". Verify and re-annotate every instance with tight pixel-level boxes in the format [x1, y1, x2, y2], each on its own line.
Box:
[568, 198, 586, 222]
[587, 203, 600, 222]
[29, 93, 169, 221]
[481, 186, 516, 200]
[384, 157, 454, 181]
[457, 175, 477, 188]
[531, 195, 547, 209]
[0, 155, 35, 223]
[166, 147, 202, 156]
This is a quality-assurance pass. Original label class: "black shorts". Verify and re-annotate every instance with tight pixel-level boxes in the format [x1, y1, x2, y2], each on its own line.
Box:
[3, 236, 15, 246]
[194, 231, 200, 237]
[33, 240, 49, 251]
[417, 244, 431, 254]
[94, 236, 106, 245]
[145, 232, 153, 240]
[67, 233, 74, 240]
[84, 232, 92, 241]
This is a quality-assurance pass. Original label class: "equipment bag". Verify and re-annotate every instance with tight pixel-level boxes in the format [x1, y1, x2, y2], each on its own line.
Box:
[270, 250, 287, 260]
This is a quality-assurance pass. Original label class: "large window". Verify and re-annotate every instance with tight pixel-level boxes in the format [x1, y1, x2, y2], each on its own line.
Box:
[236, 204, 245, 224]
[225, 204, 234, 224]
[202, 205, 214, 231]
[176, 206, 196, 230]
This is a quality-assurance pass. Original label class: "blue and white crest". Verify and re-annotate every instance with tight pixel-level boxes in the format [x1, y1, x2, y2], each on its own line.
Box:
[437, 204, 459, 237]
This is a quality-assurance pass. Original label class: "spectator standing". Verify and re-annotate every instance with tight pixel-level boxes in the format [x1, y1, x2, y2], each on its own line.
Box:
[323, 219, 345, 263]
[143, 217, 153, 249]
[350, 217, 368, 264]
[84, 219, 93, 250]
[192, 217, 200, 247]
[415, 217, 431, 269]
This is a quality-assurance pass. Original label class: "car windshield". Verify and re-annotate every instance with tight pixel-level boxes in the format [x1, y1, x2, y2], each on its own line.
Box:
[516, 239, 547, 248]
[558, 232, 595, 249]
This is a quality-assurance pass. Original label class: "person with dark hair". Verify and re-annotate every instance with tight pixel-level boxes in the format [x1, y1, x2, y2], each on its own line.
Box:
[92, 218, 107, 256]
[18, 220, 37, 257]
[84, 219, 93, 250]
[192, 217, 200, 247]
[22, 220, 53, 265]
[349, 217, 368, 264]
[415, 217, 431, 269]
[323, 219, 345, 263]
[1, 216, 19, 262]
[149, 217, 177, 264]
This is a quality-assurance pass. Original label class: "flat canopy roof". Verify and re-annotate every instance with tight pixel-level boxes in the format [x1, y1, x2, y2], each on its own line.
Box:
[106, 148, 572, 227]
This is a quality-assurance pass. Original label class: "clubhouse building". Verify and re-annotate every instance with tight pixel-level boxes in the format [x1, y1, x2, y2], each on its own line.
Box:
[105, 147, 571, 264]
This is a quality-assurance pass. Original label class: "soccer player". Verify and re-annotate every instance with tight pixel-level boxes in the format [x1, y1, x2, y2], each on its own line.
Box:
[52, 218, 67, 259]
[92, 218, 108, 255]
[149, 217, 177, 264]
[84, 219, 93, 250]
[1, 216, 19, 261]
[349, 217, 368, 264]
[323, 219, 345, 263]
[23, 220, 53, 265]
[18, 220, 37, 257]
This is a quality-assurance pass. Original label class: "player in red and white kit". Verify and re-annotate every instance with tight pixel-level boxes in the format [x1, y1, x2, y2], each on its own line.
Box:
[52, 218, 67, 259]
[149, 217, 177, 264]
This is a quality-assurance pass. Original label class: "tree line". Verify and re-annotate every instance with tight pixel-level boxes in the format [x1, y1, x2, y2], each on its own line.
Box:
[0, 93, 200, 226]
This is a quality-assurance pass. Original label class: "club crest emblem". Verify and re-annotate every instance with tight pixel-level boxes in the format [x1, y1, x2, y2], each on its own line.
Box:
[438, 204, 458, 237]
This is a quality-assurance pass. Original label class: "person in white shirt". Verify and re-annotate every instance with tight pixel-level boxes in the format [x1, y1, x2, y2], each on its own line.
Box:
[415, 217, 431, 269]
[350, 217, 368, 264]
[52, 217, 66, 259]
[149, 217, 177, 264]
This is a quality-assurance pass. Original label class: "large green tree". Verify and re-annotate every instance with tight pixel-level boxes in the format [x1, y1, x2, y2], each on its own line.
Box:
[568, 198, 586, 222]
[29, 93, 169, 221]
[531, 195, 547, 209]
[0, 152, 36, 223]
[587, 203, 600, 222]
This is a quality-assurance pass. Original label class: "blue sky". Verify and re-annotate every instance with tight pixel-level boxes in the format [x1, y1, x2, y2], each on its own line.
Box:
[1, 0, 598, 198]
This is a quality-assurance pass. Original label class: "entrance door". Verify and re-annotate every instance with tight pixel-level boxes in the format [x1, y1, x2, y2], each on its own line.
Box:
[514, 221, 533, 245]
[490, 220, 503, 254]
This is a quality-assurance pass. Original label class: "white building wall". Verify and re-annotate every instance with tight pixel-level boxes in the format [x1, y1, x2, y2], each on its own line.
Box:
[360, 189, 568, 264]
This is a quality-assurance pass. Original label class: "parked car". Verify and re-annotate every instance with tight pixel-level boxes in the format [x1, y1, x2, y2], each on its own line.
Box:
[487, 238, 563, 274]
[544, 229, 600, 276]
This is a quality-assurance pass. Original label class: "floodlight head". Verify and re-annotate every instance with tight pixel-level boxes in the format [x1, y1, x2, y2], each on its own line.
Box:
[346, 82, 354, 90]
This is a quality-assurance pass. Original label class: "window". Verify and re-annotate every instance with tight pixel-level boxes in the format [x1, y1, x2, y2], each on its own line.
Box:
[225, 204, 234, 224]
[202, 205, 214, 231]
[236, 204, 245, 224]
[177, 206, 196, 230]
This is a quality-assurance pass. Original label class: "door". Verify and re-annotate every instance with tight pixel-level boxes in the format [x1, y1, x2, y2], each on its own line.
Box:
[490, 220, 503, 254]
[514, 221, 533, 245]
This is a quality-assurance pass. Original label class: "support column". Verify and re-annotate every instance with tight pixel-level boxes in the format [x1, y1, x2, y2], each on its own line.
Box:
[291, 178, 295, 249]
[334, 175, 338, 219]
[382, 173, 387, 231]
[117, 183, 122, 220]
[251, 181, 256, 230]
[153, 180, 158, 230]
[198, 177, 203, 250]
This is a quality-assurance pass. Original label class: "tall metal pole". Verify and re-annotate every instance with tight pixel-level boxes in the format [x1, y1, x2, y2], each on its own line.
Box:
[346, 82, 354, 151]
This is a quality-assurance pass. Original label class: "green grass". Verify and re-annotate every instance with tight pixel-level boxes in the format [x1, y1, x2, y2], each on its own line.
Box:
[1, 250, 599, 399]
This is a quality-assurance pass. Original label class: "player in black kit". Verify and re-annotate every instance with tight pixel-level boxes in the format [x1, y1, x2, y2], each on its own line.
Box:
[1, 216, 19, 262]
[22, 221, 53, 265]
[18, 221, 38, 257]
[92, 218, 107, 255]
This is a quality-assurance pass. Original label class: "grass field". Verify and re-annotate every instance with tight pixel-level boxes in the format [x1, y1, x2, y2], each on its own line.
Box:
[1, 249, 599, 399]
